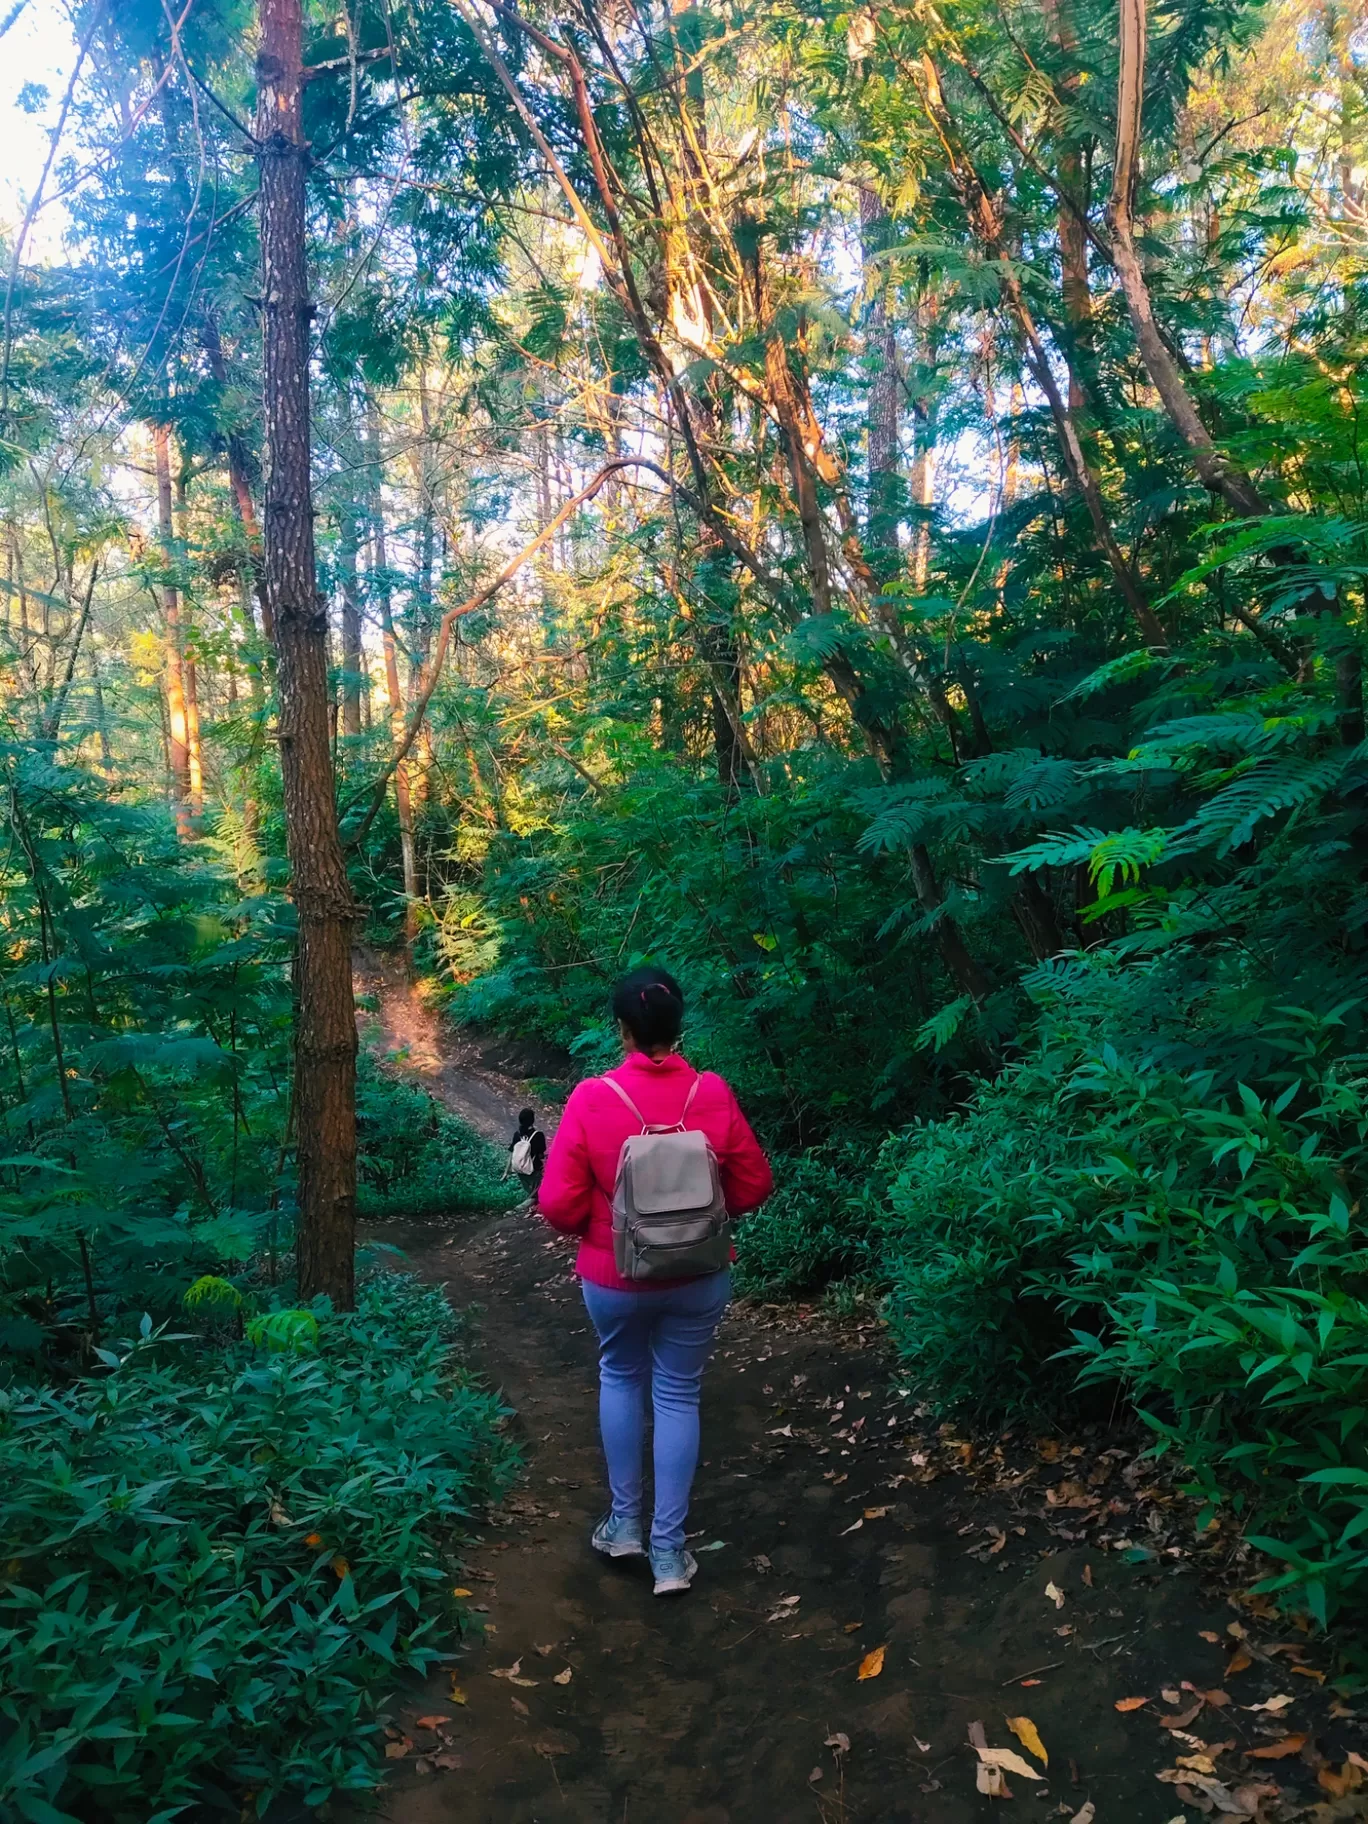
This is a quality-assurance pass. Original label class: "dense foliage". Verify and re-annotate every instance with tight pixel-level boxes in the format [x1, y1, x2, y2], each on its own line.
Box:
[1, 0, 1366, 1766]
[1, 1274, 517, 1822]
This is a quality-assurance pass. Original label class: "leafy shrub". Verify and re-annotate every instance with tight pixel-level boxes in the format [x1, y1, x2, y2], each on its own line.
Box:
[733, 1142, 885, 1297]
[879, 951, 1368, 1621]
[0, 1273, 518, 1821]
[356, 1056, 521, 1218]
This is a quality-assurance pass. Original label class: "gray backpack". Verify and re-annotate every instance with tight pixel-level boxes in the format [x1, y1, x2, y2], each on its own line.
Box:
[601, 1075, 731, 1282]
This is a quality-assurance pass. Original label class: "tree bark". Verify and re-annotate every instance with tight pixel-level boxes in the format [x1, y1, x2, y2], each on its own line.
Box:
[257, 0, 357, 1311]
[153, 423, 192, 835]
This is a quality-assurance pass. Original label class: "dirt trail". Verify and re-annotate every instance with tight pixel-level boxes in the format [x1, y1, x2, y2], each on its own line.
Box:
[349, 963, 1354, 1824]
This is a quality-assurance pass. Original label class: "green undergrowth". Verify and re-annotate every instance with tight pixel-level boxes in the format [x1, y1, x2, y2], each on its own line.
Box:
[0, 1271, 518, 1822]
[356, 1054, 521, 1219]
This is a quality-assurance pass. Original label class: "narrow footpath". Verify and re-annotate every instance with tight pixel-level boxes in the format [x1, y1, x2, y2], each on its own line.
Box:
[348, 961, 1362, 1824]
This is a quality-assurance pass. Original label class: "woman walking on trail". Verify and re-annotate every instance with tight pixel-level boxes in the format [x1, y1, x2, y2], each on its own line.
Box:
[538, 966, 772, 1596]
[508, 1106, 546, 1203]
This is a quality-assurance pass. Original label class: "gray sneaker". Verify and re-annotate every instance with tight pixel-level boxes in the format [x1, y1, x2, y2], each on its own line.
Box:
[591, 1511, 645, 1558]
[649, 1547, 698, 1596]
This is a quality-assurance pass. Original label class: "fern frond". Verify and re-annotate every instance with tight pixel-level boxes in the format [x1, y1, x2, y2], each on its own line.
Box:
[1192, 755, 1346, 853]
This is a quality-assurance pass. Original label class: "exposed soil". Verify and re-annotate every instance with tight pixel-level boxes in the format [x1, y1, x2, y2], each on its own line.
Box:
[346, 960, 1368, 1824]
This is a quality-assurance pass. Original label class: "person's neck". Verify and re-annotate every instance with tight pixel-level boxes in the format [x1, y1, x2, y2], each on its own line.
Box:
[627, 1045, 675, 1063]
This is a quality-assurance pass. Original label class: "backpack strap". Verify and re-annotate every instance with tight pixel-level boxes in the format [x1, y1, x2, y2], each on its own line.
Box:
[600, 1074, 648, 1130]
[601, 1071, 703, 1131]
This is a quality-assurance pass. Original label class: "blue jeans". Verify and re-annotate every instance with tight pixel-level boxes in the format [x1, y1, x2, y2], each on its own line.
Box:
[580, 1270, 731, 1553]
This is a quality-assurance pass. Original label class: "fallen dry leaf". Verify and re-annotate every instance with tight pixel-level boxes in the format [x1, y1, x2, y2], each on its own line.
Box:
[415, 1715, 451, 1729]
[1160, 1702, 1205, 1729]
[976, 1761, 1010, 1797]
[431, 1752, 463, 1771]
[863, 1506, 891, 1520]
[510, 1696, 530, 1717]
[1071, 1806, 1095, 1824]
[1319, 1763, 1366, 1797]
[1177, 1753, 1219, 1776]
[1006, 1716, 1048, 1767]
[1245, 1734, 1307, 1760]
[1226, 1650, 1253, 1675]
[808, 1766, 823, 1785]
[1083, 1565, 1094, 1588]
[1162, 1688, 1183, 1705]
[1200, 1630, 1221, 1644]
[976, 1745, 1044, 1782]
[825, 1731, 851, 1754]
[1291, 1665, 1327, 1683]
[1115, 1696, 1150, 1713]
[552, 1667, 572, 1686]
[384, 1738, 412, 1760]
[451, 1587, 473, 1598]
[1045, 1581, 1066, 1609]
[1246, 1694, 1295, 1714]
[840, 1518, 864, 1536]
[858, 1644, 887, 1680]
[447, 1678, 467, 1706]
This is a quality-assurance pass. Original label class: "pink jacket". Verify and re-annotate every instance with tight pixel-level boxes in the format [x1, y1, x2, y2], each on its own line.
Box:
[538, 1050, 773, 1290]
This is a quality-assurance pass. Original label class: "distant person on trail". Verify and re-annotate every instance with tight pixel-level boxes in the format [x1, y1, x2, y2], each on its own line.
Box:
[508, 1107, 546, 1203]
[537, 965, 772, 1597]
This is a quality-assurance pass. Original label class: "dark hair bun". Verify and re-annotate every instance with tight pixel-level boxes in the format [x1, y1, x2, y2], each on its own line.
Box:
[612, 965, 684, 1050]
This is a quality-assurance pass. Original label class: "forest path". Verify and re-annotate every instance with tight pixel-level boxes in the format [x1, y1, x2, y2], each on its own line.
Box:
[347, 959, 1295, 1824]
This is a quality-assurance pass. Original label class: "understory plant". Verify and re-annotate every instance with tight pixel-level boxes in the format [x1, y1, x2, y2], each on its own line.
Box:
[0, 1273, 517, 1821]
[355, 1054, 522, 1218]
[880, 944, 1368, 1622]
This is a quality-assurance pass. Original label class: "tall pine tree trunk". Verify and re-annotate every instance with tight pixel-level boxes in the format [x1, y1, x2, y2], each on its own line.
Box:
[860, 186, 901, 577]
[257, 0, 357, 1310]
[339, 503, 363, 739]
[174, 467, 204, 815]
[368, 419, 419, 942]
[153, 423, 192, 836]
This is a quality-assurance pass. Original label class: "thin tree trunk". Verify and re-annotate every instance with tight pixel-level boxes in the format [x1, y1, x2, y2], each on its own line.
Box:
[257, 0, 357, 1310]
[917, 53, 1168, 649]
[153, 424, 192, 834]
[175, 468, 204, 814]
[339, 503, 362, 739]
[1106, 0, 1268, 520]
[202, 308, 275, 643]
[89, 641, 112, 768]
[860, 186, 901, 576]
[369, 444, 419, 942]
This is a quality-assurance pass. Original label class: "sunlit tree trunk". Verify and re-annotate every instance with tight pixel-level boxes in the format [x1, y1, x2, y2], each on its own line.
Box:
[368, 433, 419, 942]
[174, 467, 204, 815]
[153, 423, 192, 835]
[202, 308, 274, 646]
[257, 0, 357, 1310]
[339, 503, 363, 740]
[860, 186, 901, 577]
